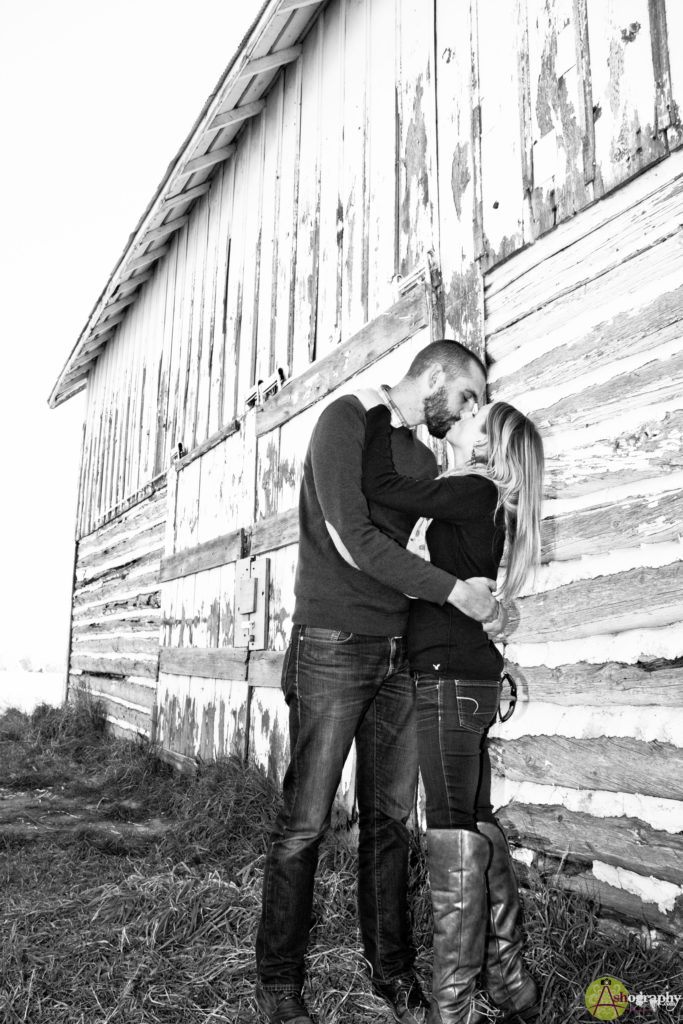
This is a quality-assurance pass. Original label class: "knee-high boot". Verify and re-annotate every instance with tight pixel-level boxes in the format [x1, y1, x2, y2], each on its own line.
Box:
[426, 829, 491, 1024]
[477, 820, 540, 1023]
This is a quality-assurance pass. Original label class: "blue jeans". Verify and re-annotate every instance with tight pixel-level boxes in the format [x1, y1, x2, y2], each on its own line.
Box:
[256, 624, 418, 993]
[416, 673, 501, 831]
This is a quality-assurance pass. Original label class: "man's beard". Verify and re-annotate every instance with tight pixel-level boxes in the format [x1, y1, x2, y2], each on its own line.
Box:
[423, 386, 457, 438]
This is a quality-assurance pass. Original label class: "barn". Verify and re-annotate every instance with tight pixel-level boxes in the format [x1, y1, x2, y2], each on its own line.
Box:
[50, 0, 683, 936]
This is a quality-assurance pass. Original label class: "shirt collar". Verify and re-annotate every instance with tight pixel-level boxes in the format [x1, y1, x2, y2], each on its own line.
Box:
[379, 384, 414, 430]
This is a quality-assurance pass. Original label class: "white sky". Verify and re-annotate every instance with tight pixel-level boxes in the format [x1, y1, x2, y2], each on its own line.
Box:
[0, 0, 264, 669]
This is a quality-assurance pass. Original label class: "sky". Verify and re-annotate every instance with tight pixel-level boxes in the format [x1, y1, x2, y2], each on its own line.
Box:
[0, 0, 264, 671]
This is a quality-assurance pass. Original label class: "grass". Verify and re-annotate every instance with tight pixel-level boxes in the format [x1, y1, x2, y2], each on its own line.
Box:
[1, 697, 681, 1023]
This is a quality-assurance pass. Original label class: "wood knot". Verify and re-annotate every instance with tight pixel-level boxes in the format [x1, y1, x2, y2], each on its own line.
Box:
[621, 22, 641, 43]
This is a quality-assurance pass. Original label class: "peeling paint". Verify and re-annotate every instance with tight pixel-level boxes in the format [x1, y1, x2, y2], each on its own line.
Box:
[445, 265, 482, 354]
[199, 701, 216, 761]
[508, 620, 683, 668]
[400, 75, 430, 274]
[592, 860, 682, 914]
[491, 778, 683, 835]
[488, 699, 683, 746]
[267, 715, 286, 783]
[450, 141, 470, 220]
[258, 437, 280, 519]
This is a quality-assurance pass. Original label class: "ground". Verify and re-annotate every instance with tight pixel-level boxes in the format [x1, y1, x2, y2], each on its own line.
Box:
[1, 699, 681, 1023]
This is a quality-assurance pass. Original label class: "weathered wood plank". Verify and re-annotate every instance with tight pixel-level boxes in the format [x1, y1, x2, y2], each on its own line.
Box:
[236, 115, 266, 410]
[276, 404, 320, 514]
[315, 0, 345, 357]
[217, 559, 237, 648]
[665, 0, 683, 150]
[548, 868, 679, 933]
[340, 0, 370, 341]
[71, 635, 160, 657]
[587, 0, 667, 195]
[172, 419, 240, 473]
[179, 145, 236, 178]
[545, 407, 683, 499]
[69, 673, 156, 711]
[159, 527, 246, 582]
[77, 473, 165, 550]
[153, 238, 178, 476]
[167, 222, 191, 455]
[256, 427, 281, 523]
[543, 485, 683, 561]
[490, 734, 683, 800]
[273, 58, 302, 376]
[435, 0, 484, 350]
[255, 285, 428, 435]
[194, 177, 221, 449]
[486, 167, 683, 340]
[477, 0, 527, 264]
[184, 193, 210, 451]
[490, 277, 683, 407]
[264, 544, 299, 652]
[497, 802, 683, 885]
[251, 507, 299, 555]
[222, 118, 251, 427]
[77, 518, 164, 577]
[70, 653, 159, 679]
[159, 646, 248, 680]
[255, 74, 283, 384]
[73, 573, 161, 615]
[526, 0, 592, 237]
[487, 229, 683, 384]
[249, 650, 287, 689]
[72, 610, 161, 633]
[249, 686, 290, 783]
[291, 16, 323, 372]
[208, 161, 234, 437]
[509, 560, 683, 642]
[75, 549, 162, 592]
[396, 0, 438, 277]
[508, 658, 683, 707]
[532, 342, 683, 434]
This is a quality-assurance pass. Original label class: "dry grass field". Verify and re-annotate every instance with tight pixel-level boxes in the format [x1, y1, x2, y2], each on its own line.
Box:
[1, 698, 681, 1023]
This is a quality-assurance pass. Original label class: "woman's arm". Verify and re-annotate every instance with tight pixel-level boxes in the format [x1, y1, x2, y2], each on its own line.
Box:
[362, 404, 495, 523]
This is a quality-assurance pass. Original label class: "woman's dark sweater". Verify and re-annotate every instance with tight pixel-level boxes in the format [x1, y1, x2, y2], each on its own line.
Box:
[362, 404, 505, 678]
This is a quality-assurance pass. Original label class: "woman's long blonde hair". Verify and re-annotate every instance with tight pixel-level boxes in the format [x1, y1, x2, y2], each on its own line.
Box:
[459, 401, 544, 603]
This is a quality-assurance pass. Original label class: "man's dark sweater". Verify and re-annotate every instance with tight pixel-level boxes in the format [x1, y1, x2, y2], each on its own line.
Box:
[293, 395, 457, 636]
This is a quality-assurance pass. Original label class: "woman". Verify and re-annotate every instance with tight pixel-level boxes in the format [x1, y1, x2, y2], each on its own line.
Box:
[361, 400, 544, 1024]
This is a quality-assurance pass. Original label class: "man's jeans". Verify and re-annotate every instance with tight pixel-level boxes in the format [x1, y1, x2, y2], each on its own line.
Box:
[255, 624, 418, 994]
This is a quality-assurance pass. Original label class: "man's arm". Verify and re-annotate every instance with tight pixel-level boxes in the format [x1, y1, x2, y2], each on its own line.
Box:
[312, 397, 497, 621]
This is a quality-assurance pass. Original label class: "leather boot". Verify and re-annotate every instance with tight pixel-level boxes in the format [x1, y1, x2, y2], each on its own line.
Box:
[426, 828, 491, 1024]
[477, 820, 540, 1023]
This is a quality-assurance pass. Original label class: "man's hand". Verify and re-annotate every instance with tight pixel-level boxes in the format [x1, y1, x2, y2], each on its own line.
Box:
[447, 577, 499, 623]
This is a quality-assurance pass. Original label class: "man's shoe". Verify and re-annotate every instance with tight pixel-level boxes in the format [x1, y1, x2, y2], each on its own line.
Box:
[373, 973, 429, 1023]
[254, 984, 313, 1024]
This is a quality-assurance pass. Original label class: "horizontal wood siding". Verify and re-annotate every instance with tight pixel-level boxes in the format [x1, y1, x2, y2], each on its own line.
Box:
[484, 153, 683, 933]
[69, 486, 166, 738]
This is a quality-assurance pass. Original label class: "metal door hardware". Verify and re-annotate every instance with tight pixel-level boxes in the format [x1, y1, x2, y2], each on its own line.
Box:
[235, 556, 270, 650]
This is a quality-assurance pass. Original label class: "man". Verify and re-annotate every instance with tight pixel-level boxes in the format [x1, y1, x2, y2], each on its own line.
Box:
[255, 340, 498, 1024]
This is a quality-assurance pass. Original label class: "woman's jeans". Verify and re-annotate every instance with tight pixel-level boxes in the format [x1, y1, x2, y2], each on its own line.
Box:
[415, 673, 502, 831]
[256, 624, 418, 994]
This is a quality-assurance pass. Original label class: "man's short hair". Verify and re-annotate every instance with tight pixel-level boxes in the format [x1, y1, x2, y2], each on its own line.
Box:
[405, 339, 486, 381]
